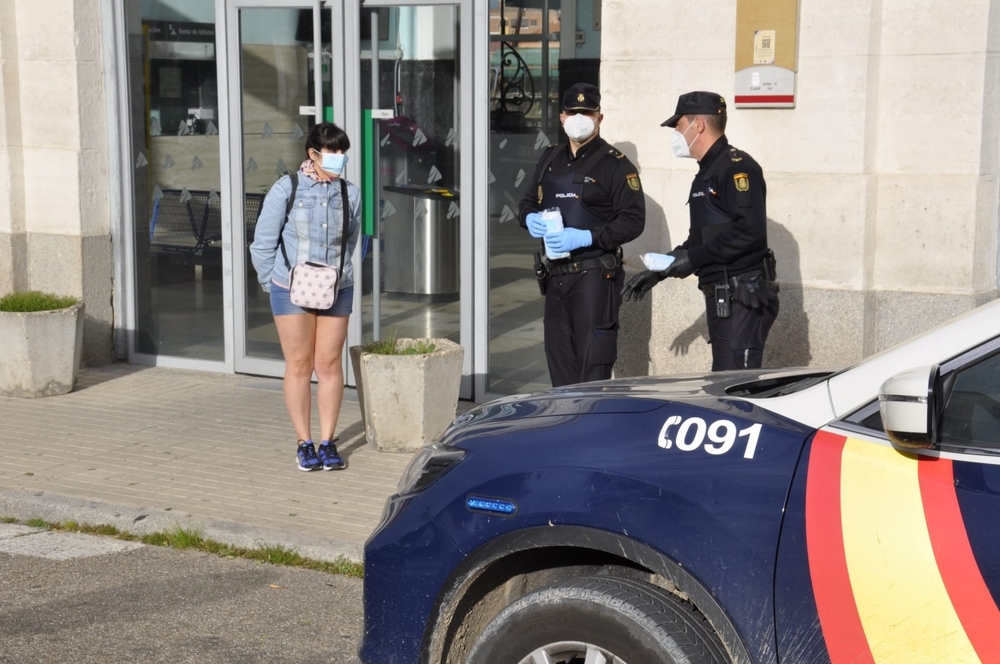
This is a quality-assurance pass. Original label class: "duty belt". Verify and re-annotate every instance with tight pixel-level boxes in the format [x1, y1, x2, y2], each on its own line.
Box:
[546, 248, 621, 276]
[699, 270, 776, 296]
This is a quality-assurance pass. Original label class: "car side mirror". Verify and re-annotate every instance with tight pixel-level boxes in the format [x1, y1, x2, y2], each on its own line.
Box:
[878, 365, 941, 450]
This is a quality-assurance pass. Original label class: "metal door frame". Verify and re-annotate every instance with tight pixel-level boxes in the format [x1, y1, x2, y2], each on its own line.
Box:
[220, 0, 331, 377]
[345, 0, 485, 400]
[219, 0, 486, 396]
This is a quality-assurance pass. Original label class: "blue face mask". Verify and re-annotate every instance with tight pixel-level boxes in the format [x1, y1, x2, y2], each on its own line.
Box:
[318, 152, 348, 174]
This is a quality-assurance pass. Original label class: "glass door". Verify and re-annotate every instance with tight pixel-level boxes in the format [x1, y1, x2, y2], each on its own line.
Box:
[486, 0, 601, 396]
[224, 0, 332, 376]
[219, 0, 476, 392]
[122, 0, 226, 365]
[350, 0, 475, 398]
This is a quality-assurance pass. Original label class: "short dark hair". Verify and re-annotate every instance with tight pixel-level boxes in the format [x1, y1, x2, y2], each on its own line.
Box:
[305, 122, 350, 155]
[699, 113, 727, 134]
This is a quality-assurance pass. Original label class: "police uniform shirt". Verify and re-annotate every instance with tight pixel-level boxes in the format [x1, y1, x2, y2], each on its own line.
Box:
[679, 136, 768, 284]
[519, 136, 646, 255]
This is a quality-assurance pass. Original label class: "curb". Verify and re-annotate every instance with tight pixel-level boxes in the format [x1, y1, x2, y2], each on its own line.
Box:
[0, 489, 363, 563]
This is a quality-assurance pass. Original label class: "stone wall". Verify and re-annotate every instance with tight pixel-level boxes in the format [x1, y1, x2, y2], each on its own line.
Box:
[603, 0, 1000, 374]
[0, 0, 113, 366]
[2, 0, 1000, 377]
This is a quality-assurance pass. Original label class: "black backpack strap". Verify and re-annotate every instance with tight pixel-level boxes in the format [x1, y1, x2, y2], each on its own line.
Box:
[572, 146, 615, 184]
[277, 172, 298, 269]
[337, 178, 350, 276]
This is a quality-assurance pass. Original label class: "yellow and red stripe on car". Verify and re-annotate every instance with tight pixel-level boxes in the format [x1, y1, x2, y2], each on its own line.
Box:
[805, 429, 1000, 664]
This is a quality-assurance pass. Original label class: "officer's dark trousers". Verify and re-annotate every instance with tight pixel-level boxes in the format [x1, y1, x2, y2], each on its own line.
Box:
[544, 267, 624, 387]
[704, 294, 779, 371]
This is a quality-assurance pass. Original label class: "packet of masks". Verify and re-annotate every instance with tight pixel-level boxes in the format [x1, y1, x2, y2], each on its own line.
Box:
[541, 208, 570, 260]
[640, 252, 676, 271]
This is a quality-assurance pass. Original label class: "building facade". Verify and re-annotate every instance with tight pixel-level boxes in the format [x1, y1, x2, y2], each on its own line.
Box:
[1, 0, 997, 400]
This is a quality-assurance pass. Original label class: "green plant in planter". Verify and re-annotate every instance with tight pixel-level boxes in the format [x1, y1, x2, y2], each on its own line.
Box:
[0, 291, 78, 313]
[351, 333, 462, 453]
[362, 335, 436, 356]
[0, 290, 83, 398]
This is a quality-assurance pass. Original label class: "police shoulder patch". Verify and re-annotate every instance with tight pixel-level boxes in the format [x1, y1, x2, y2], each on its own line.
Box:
[734, 173, 750, 192]
[626, 173, 641, 191]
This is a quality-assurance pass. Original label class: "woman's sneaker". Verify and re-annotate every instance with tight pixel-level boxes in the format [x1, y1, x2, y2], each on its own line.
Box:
[317, 441, 346, 470]
[296, 441, 321, 471]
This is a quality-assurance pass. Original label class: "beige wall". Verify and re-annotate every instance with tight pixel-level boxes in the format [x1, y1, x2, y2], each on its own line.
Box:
[0, 0, 113, 365]
[603, 0, 1000, 375]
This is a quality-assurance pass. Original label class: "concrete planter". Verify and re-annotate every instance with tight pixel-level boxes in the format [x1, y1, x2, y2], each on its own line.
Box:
[0, 303, 84, 398]
[350, 338, 463, 453]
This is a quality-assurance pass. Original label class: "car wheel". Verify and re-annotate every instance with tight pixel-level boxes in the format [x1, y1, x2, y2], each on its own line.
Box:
[466, 576, 730, 664]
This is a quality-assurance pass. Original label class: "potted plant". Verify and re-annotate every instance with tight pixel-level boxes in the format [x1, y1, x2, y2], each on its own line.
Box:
[0, 291, 84, 398]
[349, 336, 463, 453]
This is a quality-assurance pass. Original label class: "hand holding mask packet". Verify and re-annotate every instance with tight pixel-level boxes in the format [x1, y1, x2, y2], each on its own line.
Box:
[640, 252, 676, 271]
[541, 208, 571, 260]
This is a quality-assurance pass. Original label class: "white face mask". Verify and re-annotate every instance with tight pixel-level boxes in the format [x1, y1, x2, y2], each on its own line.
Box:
[563, 114, 596, 142]
[671, 123, 697, 159]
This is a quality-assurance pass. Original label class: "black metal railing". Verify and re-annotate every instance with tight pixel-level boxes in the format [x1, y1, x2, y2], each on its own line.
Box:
[490, 40, 535, 132]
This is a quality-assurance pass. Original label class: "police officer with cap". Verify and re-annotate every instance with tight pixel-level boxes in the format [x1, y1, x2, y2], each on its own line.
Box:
[622, 91, 779, 371]
[520, 82, 646, 387]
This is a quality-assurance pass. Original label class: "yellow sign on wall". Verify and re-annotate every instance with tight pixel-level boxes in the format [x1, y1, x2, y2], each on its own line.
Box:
[734, 0, 799, 108]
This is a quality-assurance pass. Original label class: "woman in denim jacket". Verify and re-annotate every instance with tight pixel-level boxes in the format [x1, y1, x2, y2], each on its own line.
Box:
[250, 123, 361, 472]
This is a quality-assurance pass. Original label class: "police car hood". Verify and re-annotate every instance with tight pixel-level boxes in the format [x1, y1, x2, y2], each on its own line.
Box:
[443, 368, 833, 436]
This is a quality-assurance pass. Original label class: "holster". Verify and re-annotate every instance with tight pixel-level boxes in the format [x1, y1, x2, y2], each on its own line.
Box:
[534, 251, 549, 295]
[762, 249, 778, 282]
[598, 247, 623, 279]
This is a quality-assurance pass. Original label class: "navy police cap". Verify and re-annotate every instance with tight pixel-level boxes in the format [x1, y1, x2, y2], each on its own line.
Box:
[661, 91, 727, 127]
[562, 82, 601, 112]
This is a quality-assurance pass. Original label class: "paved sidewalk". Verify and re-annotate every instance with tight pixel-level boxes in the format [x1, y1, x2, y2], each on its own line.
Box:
[0, 363, 426, 563]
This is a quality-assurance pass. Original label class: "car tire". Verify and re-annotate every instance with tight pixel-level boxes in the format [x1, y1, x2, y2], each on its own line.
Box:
[466, 576, 730, 664]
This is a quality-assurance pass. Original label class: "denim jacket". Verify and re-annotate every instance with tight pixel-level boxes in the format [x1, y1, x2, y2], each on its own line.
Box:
[249, 171, 362, 293]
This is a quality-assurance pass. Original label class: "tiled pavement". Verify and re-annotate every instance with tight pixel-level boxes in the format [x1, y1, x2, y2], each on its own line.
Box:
[0, 363, 423, 563]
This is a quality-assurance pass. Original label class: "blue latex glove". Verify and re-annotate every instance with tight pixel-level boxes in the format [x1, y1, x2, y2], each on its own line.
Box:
[526, 212, 547, 238]
[544, 228, 593, 254]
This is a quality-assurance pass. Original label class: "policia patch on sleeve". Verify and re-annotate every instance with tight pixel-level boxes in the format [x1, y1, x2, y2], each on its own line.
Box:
[733, 173, 750, 192]
[626, 173, 641, 192]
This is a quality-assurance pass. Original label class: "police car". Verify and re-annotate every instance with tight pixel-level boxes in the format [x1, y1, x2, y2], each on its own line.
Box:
[358, 299, 1000, 664]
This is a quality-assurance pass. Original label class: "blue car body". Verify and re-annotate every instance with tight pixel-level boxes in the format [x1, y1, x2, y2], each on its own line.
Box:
[360, 374, 819, 664]
[359, 301, 1000, 664]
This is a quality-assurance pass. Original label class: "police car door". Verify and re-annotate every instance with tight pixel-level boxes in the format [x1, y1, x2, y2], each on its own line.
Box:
[773, 337, 1000, 663]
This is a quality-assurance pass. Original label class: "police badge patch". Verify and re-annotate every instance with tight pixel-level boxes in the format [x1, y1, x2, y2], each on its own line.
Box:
[734, 173, 750, 192]
[626, 173, 640, 192]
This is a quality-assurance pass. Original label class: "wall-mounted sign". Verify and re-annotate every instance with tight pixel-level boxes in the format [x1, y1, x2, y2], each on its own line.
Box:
[159, 67, 182, 99]
[144, 20, 215, 43]
[734, 0, 798, 108]
[753, 30, 776, 65]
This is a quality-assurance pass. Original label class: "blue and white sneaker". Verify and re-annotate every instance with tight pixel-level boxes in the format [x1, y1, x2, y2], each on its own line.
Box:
[317, 440, 346, 471]
[296, 441, 321, 471]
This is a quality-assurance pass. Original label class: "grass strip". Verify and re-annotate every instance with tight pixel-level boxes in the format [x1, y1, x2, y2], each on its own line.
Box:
[4, 518, 363, 578]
